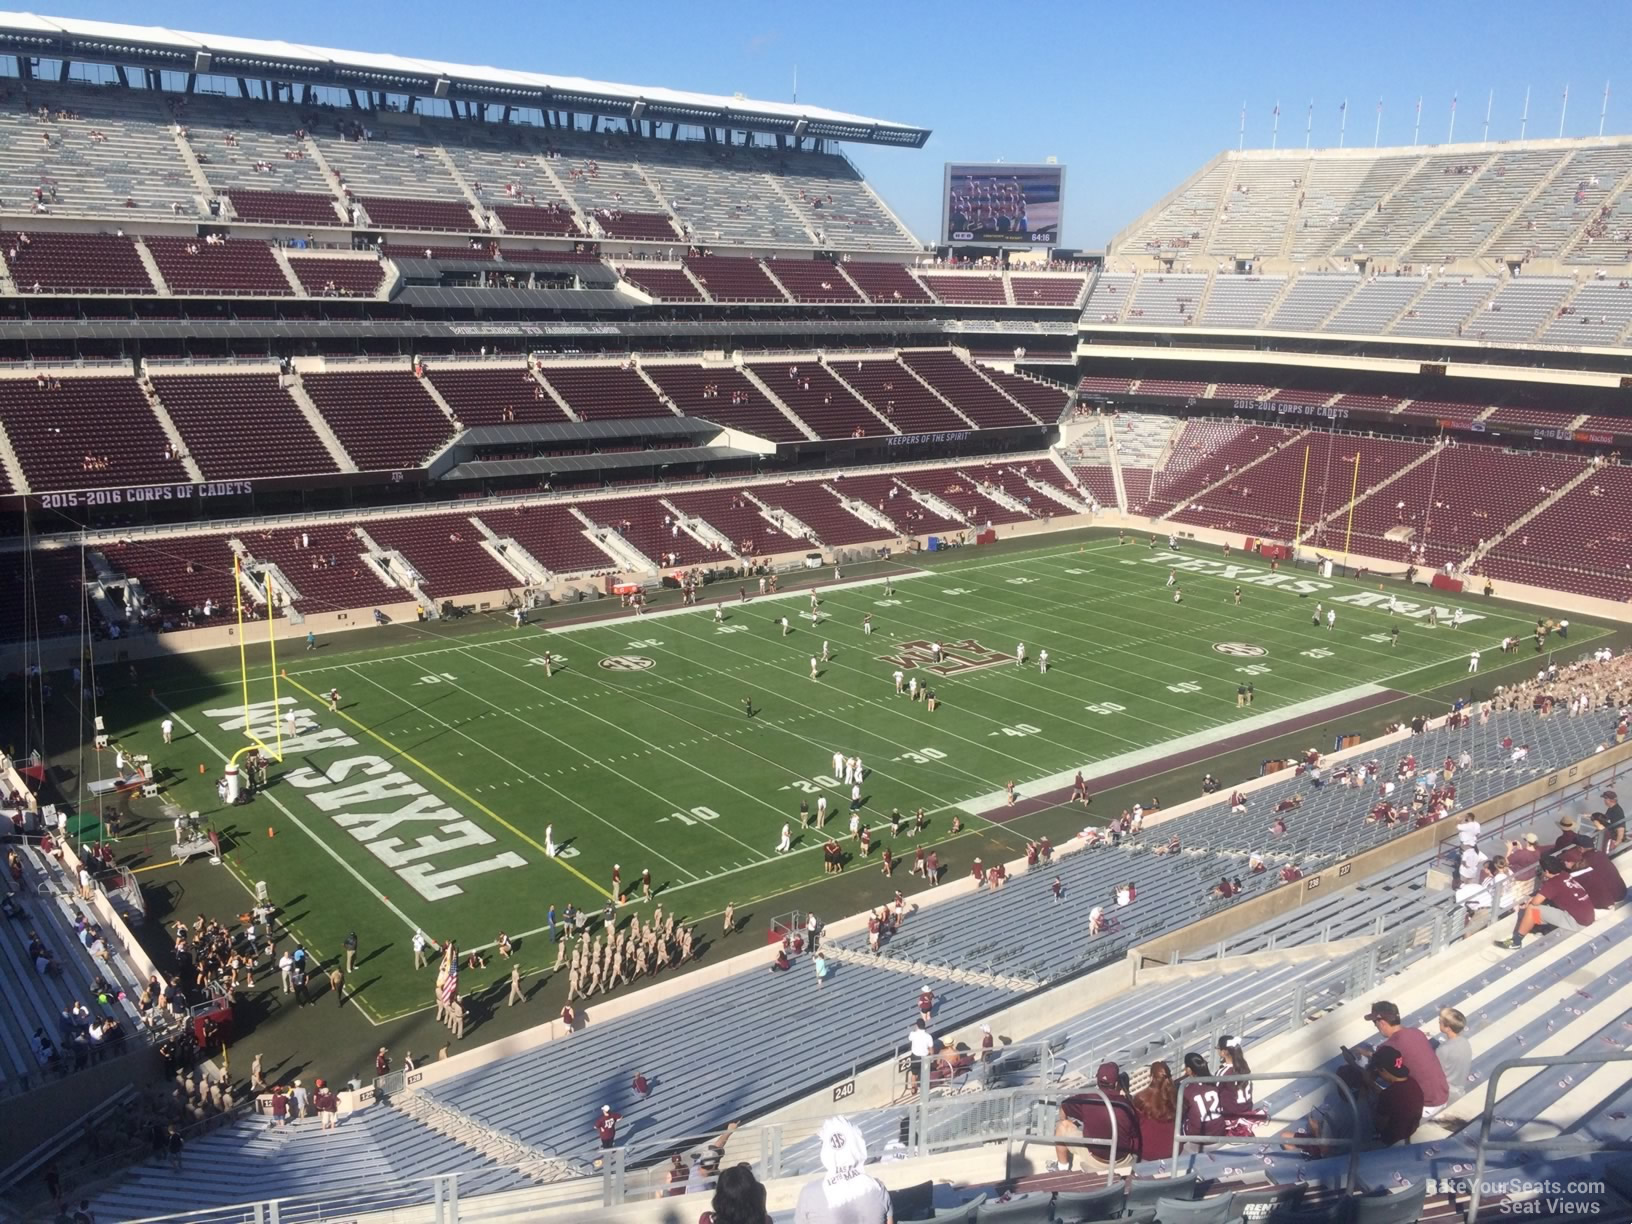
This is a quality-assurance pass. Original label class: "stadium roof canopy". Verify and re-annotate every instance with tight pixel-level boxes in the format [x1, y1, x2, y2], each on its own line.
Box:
[0, 12, 931, 147]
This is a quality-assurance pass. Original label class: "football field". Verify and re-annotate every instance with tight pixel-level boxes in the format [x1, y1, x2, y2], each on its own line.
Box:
[123, 533, 1605, 1020]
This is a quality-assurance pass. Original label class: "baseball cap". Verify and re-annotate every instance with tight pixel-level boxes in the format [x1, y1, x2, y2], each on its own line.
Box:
[1559, 815, 1578, 830]
[1363, 1001, 1401, 1024]
[1604, 790, 1618, 801]
[601, 1104, 612, 1113]
[1095, 1061, 1121, 1088]
[1371, 1046, 1409, 1078]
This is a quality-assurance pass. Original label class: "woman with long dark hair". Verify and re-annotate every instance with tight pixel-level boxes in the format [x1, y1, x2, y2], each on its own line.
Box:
[1132, 1061, 1178, 1162]
[1179, 1051, 1226, 1152]
[700, 1163, 772, 1224]
[1216, 1036, 1262, 1137]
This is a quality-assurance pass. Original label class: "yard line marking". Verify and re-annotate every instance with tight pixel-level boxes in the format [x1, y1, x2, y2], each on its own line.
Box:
[151, 695, 398, 1026]
[405, 659, 770, 867]
[282, 673, 613, 895]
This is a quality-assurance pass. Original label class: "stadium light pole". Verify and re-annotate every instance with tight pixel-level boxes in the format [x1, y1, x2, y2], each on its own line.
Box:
[1413, 97, 1422, 147]
[1448, 93, 1458, 144]
[1271, 100, 1280, 149]
[1373, 99, 1382, 148]
[1239, 101, 1246, 151]
[1338, 98, 1347, 147]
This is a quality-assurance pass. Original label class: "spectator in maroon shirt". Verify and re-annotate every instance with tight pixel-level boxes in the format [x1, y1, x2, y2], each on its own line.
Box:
[1179, 1052, 1227, 1151]
[1131, 1061, 1178, 1162]
[1553, 814, 1594, 854]
[594, 1104, 622, 1150]
[1506, 832, 1542, 874]
[1369, 1046, 1424, 1146]
[1562, 843, 1628, 909]
[1353, 1000, 1449, 1111]
[1050, 1061, 1140, 1170]
[1498, 854, 1596, 950]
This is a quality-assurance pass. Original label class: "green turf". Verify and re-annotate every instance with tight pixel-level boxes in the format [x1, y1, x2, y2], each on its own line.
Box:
[104, 533, 1604, 1020]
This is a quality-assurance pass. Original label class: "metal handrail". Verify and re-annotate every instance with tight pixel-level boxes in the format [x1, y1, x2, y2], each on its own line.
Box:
[1164, 1069, 1362, 1192]
[1465, 1051, 1632, 1222]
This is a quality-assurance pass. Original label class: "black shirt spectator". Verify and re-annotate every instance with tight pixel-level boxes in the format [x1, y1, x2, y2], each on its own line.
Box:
[1371, 1046, 1424, 1145]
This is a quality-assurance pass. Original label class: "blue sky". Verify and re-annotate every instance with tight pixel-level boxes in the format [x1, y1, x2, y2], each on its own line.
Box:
[32, 0, 1632, 248]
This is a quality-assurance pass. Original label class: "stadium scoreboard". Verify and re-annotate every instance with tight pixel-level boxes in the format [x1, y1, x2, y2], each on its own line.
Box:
[941, 163, 1065, 248]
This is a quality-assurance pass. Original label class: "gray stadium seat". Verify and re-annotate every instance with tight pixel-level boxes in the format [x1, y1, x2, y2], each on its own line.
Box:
[971, 1192, 1054, 1222]
[1052, 1183, 1127, 1222]
[1153, 1196, 1233, 1224]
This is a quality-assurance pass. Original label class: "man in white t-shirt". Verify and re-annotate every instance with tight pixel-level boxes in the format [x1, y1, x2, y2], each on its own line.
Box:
[161, 718, 174, 744]
[795, 1115, 893, 1224]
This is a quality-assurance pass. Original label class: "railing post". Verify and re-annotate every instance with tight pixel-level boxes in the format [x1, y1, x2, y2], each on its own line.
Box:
[767, 1122, 783, 1181]
[1291, 982, 1307, 1028]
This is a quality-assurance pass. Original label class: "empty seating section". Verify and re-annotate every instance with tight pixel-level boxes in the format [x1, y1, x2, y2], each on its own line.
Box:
[748, 361, 882, 438]
[842, 261, 933, 304]
[1391, 276, 1497, 337]
[1484, 404, 1580, 428]
[1340, 154, 1491, 257]
[1208, 158, 1308, 256]
[365, 513, 515, 596]
[1332, 392, 1402, 412]
[152, 373, 337, 479]
[577, 496, 716, 566]
[441, 141, 576, 217]
[1009, 275, 1085, 306]
[1287, 154, 1421, 261]
[241, 523, 390, 613]
[318, 130, 465, 202]
[1181, 436, 1427, 542]
[1266, 274, 1358, 330]
[1494, 146, 1632, 257]
[1196, 275, 1283, 327]
[918, 274, 1006, 305]
[1480, 464, 1632, 599]
[225, 189, 343, 226]
[1405, 149, 1563, 263]
[475, 506, 615, 577]
[911, 471, 1030, 526]
[144, 237, 292, 295]
[833, 473, 960, 534]
[1078, 375, 1136, 395]
[1125, 274, 1205, 325]
[286, 256, 384, 296]
[900, 351, 1037, 430]
[978, 367, 1069, 422]
[641, 365, 805, 443]
[781, 167, 918, 253]
[668, 488, 808, 554]
[753, 480, 887, 546]
[1110, 413, 1184, 472]
[1120, 161, 1229, 253]
[1398, 398, 1486, 423]
[1463, 277, 1575, 342]
[0, 376, 186, 492]
[302, 370, 455, 469]
[1081, 271, 1134, 322]
[539, 366, 675, 422]
[553, 143, 668, 219]
[617, 265, 704, 301]
[1323, 276, 1424, 333]
[358, 195, 479, 232]
[1342, 445, 1584, 564]
[1541, 281, 1632, 345]
[491, 203, 581, 237]
[89, 1100, 533, 1223]
[1137, 379, 1208, 398]
[1144, 420, 1291, 516]
[0, 88, 196, 217]
[100, 535, 238, 624]
[1212, 382, 1272, 400]
[591, 209, 678, 242]
[1069, 464, 1118, 508]
[1576, 414, 1632, 436]
[426, 367, 571, 426]
[844, 359, 967, 433]
[646, 145, 810, 248]
[763, 259, 864, 303]
[2, 231, 153, 293]
[0, 548, 84, 642]
[683, 255, 787, 302]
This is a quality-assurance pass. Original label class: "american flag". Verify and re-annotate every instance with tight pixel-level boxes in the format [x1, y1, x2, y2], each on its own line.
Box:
[436, 940, 458, 1006]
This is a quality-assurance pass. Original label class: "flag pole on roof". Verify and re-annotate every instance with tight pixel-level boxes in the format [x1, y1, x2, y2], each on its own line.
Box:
[1559, 83, 1570, 139]
[1238, 101, 1246, 151]
[1271, 100, 1280, 150]
[1374, 98, 1383, 148]
[1414, 96, 1423, 147]
[1520, 85, 1531, 141]
[1600, 81, 1610, 138]
[1448, 92, 1458, 145]
[1338, 98, 1347, 148]
[1483, 89, 1493, 145]
[1304, 99, 1313, 149]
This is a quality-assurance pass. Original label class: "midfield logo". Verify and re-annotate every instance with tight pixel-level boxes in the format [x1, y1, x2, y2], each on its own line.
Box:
[877, 638, 1012, 675]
